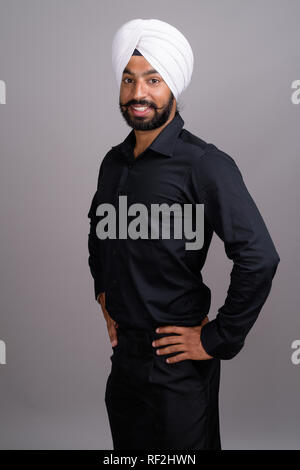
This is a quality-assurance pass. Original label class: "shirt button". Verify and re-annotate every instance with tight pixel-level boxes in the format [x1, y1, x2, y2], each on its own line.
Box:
[128, 163, 133, 169]
[112, 279, 117, 285]
[113, 249, 117, 255]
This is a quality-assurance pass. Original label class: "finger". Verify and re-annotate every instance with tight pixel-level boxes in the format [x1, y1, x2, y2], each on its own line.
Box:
[108, 325, 118, 347]
[156, 325, 186, 335]
[165, 352, 190, 364]
[153, 335, 184, 348]
[156, 344, 186, 356]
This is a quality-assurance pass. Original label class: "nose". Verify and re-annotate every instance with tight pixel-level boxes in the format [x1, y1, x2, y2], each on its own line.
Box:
[131, 79, 148, 102]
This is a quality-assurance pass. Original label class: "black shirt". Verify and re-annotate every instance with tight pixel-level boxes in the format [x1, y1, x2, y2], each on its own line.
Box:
[87, 111, 280, 360]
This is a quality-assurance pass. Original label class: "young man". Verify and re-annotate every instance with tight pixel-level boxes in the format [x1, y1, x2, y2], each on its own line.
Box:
[87, 18, 280, 450]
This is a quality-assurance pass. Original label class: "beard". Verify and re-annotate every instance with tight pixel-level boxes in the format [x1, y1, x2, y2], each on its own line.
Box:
[119, 91, 175, 131]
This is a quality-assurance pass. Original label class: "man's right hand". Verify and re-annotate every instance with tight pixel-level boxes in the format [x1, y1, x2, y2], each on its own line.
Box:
[97, 292, 119, 347]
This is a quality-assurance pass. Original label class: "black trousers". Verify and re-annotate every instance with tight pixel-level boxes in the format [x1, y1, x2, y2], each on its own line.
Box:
[104, 324, 222, 450]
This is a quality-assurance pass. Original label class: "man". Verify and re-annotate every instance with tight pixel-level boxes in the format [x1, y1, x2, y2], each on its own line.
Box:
[87, 18, 280, 450]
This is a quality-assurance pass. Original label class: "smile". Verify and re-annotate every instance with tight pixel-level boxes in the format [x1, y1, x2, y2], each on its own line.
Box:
[130, 105, 152, 116]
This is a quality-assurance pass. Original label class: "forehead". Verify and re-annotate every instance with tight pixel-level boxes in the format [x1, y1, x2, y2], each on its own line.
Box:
[123, 55, 162, 76]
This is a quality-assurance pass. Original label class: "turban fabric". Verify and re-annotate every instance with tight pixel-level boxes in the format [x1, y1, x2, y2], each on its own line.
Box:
[111, 19, 194, 100]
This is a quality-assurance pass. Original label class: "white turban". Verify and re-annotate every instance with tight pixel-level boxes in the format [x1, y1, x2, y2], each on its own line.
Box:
[111, 18, 194, 100]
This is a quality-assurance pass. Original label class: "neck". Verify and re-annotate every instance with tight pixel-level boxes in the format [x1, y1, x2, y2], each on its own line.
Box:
[133, 108, 177, 158]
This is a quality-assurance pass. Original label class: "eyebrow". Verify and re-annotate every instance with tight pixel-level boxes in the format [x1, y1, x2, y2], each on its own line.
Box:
[122, 67, 160, 77]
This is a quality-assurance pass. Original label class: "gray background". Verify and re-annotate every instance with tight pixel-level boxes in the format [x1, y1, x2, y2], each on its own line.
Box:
[0, 0, 299, 450]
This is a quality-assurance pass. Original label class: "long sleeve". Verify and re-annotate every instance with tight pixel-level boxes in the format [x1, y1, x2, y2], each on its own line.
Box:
[194, 149, 280, 360]
[87, 159, 106, 302]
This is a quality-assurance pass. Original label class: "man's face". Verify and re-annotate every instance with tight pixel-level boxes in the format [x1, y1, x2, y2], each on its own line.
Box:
[119, 55, 176, 131]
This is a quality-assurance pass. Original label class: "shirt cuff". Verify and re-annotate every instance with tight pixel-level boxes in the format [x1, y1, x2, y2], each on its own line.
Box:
[200, 318, 244, 360]
[96, 291, 105, 303]
[94, 278, 105, 302]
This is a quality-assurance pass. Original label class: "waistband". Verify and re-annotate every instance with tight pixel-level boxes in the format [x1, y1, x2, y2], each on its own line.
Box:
[116, 324, 181, 344]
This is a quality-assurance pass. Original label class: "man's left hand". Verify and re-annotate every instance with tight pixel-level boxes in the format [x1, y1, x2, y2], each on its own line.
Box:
[152, 316, 213, 363]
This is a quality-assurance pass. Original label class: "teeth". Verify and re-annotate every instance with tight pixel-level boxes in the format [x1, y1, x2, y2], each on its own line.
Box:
[132, 106, 148, 111]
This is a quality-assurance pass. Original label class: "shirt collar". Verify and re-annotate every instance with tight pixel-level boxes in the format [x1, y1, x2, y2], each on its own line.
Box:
[114, 111, 185, 158]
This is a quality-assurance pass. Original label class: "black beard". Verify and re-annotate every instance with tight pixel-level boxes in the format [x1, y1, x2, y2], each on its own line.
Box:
[119, 92, 175, 131]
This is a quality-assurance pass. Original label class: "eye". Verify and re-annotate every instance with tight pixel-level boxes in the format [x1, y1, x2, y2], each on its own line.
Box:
[122, 77, 161, 85]
[149, 78, 160, 84]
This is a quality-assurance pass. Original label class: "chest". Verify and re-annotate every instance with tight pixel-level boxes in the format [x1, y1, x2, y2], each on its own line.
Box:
[97, 152, 190, 208]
